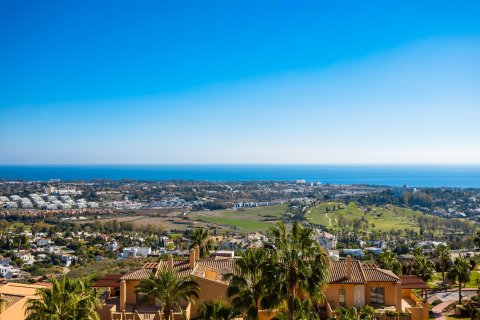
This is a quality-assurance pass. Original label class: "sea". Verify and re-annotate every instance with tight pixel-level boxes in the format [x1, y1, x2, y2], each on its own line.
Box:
[0, 165, 479, 188]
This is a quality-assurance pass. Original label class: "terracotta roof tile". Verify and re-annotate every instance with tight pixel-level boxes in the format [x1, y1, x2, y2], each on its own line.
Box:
[398, 275, 429, 289]
[92, 274, 123, 288]
[120, 268, 154, 280]
[122, 257, 400, 285]
[328, 260, 366, 284]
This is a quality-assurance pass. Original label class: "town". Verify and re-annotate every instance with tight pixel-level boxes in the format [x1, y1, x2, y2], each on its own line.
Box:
[0, 179, 479, 319]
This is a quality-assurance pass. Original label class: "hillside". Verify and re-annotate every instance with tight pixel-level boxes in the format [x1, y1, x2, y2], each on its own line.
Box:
[304, 202, 466, 235]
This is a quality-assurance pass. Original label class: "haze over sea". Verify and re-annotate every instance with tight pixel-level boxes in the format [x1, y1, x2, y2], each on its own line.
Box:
[0, 165, 479, 188]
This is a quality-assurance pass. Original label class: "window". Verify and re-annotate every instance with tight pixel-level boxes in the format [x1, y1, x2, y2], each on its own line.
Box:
[370, 287, 385, 305]
[136, 292, 148, 304]
[339, 288, 346, 306]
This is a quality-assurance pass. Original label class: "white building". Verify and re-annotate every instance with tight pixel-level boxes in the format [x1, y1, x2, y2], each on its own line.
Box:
[342, 248, 364, 257]
[106, 241, 118, 251]
[315, 230, 337, 250]
[16, 252, 35, 265]
[59, 254, 76, 267]
[36, 239, 51, 247]
[6, 202, 18, 208]
[121, 247, 151, 258]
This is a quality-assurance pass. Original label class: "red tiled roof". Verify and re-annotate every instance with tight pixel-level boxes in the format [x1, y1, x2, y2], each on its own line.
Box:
[121, 256, 400, 285]
[328, 260, 366, 284]
[327, 261, 400, 284]
[122, 257, 236, 281]
[399, 275, 429, 289]
[363, 267, 400, 283]
[121, 268, 155, 280]
[92, 274, 123, 288]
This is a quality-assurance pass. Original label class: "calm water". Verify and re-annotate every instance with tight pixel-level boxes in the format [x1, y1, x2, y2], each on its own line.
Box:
[0, 165, 479, 187]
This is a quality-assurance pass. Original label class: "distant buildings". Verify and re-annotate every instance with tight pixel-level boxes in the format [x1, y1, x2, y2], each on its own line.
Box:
[342, 248, 364, 257]
[315, 230, 337, 250]
[121, 247, 152, 259]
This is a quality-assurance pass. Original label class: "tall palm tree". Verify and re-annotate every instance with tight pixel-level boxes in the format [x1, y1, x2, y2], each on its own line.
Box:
[224, 248, 278, 319]
[25, 277, 100, 320]
[434, 244, 451, 287]
[199, 299, 238, 320]
[269, 222, 329, 320]
[447, 256, 472, 304]
[135, 269, 200, 319]
[191, 228, 215, 258]
[378, 250, 402, 275]
[413, 255, 435, 282]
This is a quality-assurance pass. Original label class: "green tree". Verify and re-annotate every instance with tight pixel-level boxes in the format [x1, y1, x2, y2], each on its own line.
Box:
[447, 257, 472, 304]
[191, 228, 214, 258]
[413, 255, 435, 282]
[269, 222, 329, 320]
[199, 299, 238, 320]
[25, 277, 100, 320]
[378, 250, 402, 275]
[135, 269, 200, 319]
[273, 298, 318, 320]
[434, 244, 451, 287]
[224, 248, 278, 319]
[359, 306, 377, 320]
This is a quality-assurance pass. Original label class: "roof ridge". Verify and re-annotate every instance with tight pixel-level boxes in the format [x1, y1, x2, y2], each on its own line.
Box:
[357, 260, 367, 282]
[376, 267, 400, 280]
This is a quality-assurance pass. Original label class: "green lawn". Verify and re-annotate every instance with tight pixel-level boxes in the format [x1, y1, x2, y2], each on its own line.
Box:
[429, 271, 480, 289]
[465, 271, 480, 288]
[190, 204, 286, 232]
[305, 202, 423, 233]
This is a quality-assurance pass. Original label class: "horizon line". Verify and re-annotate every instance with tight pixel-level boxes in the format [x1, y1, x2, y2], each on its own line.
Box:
[1, 163, 480, 167]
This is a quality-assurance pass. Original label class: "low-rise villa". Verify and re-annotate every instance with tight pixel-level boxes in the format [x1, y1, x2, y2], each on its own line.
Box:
[94, 248, 429, 320]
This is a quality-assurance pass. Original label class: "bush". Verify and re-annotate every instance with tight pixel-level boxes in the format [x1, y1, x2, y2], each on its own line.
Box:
[431, 299, 443, 306]
[385, 310, 398, 317]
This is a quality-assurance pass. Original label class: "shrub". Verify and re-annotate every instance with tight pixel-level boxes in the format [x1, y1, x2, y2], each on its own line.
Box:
[385, 310, 399, 317]
[431, 299, 443, 306]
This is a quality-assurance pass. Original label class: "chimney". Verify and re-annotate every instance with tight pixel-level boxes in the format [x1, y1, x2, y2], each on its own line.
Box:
[194, 245, 200, 260]
[189, 248, 196, 269]
[167, 254, 173, 271]
[346, 255, 352, 279]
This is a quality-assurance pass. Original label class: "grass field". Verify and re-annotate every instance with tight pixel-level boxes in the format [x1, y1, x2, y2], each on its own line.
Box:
[189, 204, 287, 232]
[74, 201, 450, 235]
[466, 270, 480, 288]
[304, 202, 423, 233]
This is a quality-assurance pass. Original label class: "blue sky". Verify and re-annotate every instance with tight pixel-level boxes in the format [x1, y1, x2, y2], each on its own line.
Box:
[1, 0, 479, 164]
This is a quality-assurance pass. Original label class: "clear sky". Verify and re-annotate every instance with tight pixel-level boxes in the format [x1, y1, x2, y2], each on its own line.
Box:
[1, 0, 479, 164]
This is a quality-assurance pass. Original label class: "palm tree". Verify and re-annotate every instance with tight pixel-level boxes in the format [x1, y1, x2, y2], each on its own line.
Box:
[434, 244, 451, 287]
[269, 222, 329, 320]
[135, 269, 200, 319]
[191, 228, 214, 258]
[413, 255, 435, 282]
[378, 250, 402, 275]
[273, 298, 318, 320]
[224, 248, 278, 319]
[25, 277, 100, 320]
[199, 299, 238, 320]
[447, 256, 471, 304]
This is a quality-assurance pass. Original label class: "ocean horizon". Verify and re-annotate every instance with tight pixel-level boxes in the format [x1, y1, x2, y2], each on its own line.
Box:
[0, 164, 479, 188]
